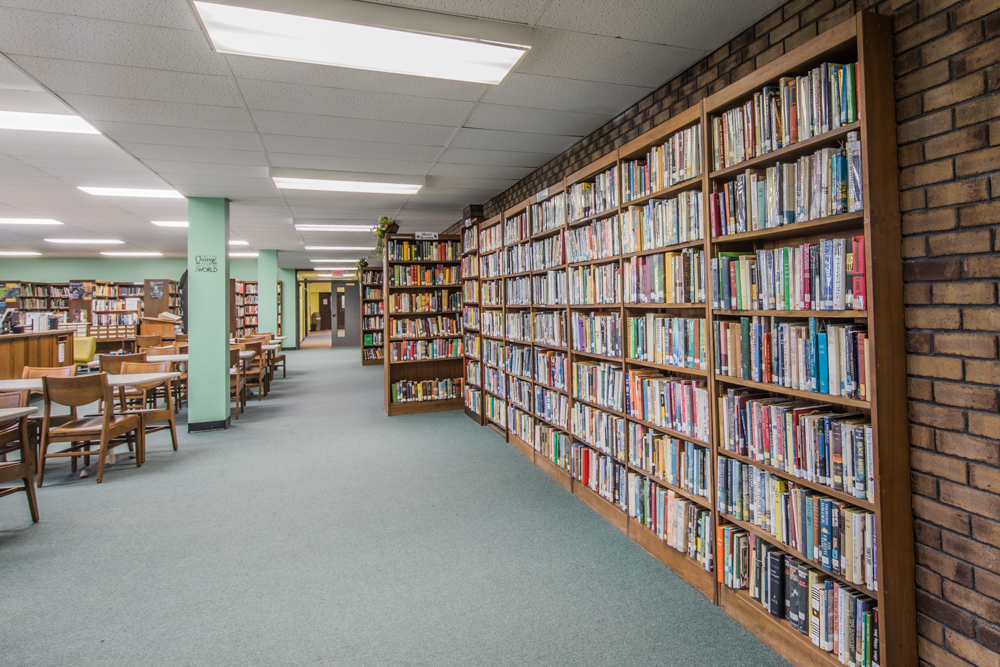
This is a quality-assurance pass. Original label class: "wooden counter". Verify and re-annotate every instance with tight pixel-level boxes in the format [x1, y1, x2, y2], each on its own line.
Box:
[0, 330, 75, 380]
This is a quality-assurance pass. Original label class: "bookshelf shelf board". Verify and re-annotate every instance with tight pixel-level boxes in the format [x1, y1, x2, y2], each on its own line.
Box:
[361, 359, 383, 366]
[508, 398, 533, 413]
[481, 334, 506, 343]
[389, 334, 462, 342]
[572, 442, 629, 469]
[463, 300, 479, 305]
[621, 175, 704, 209]
[570, 349, 624, 364]
[623, 358, 709, 377]
[572, 480, 628, 533]
[388, 356, 463, 365]
[624, 301, 706, 309]
[462, 247, 478, 256]
[482, 301, 503, 308]
[533, 412, 569, 433]
[721, 512, 878, 599]
[464, 325, 480, 332]
[627, 520, 715, 599]
[387, 397, 464, 416]
[713, 309, 868, 319]
[389, 310, 461, 316]
[362, 344, 382, 348]
[485, 388, 506, 401]
[720, 449, 876, 512]
[387, 259, 461, 265]
[386, 283, 461, 289]
[625, 413, 711, 448]
[503, 270, 532, 279]
[533, 341, 568, 352]
[508, 432, 534, 460]
[505, 338, 532, 347]
[531, 302, 569, 309]
[530, 225, 566, 241]
[483, 360, 504, 371]
[570, 395, 626, 419]
[711, 210, 864, 244]
[620, 238, 706, 260]
[568, 302, 623, 309]
[363, 327, 382, 332]
[506, 370, 534, 384]
[709, 121, 862, 180]
[568, 207, 619, 228]
[486, 414, 505, 429]
[626, 464, 713, 510]
[505, 303, 532, 310]
[566, 257, 620, 269]
[533, 379, 568, 394]
[479, 246, 503, 257]
[714, 375, 871, 409]
[465, 380, 480, 389]
[362, 298, 382, 303]
[534, 453, 574, 492]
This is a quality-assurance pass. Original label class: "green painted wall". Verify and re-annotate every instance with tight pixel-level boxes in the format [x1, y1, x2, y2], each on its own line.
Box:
[278, 267, 297, 349]
[257, 251, 278, 337]
[0, 258, 259, 283]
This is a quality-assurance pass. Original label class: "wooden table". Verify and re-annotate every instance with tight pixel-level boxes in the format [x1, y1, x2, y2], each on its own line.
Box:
[0, 406, 38, 420]
[0, 372, 181, 392]
[89, 351, 254, 368]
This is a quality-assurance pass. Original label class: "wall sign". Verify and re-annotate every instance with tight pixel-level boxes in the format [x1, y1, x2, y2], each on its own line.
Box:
[195, 255, 218, 273]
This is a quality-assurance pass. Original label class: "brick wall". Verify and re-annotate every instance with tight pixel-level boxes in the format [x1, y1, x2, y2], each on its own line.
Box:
[482, 1, 1000, 665]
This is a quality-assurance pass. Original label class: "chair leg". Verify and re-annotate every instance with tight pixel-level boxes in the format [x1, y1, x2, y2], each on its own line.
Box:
[37, 434, 49, 487]
[96, 435, 109, 484]
[23, 474, 39, 522]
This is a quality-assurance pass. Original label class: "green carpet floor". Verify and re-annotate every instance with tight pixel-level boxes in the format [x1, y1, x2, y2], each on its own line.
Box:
[0, 348, 788, 666]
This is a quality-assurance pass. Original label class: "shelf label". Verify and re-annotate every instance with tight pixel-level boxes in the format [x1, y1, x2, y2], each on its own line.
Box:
[535, 187, 549, 201]
[415, 232, 438, 240]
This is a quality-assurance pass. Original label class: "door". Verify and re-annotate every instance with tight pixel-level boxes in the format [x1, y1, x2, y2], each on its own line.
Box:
[318, 292, 332, 330]
[330, 284, 361, 348]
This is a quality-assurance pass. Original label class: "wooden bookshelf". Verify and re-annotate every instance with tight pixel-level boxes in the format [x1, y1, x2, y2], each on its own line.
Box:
[276, 279, 283, 337]
[142, 279, 179, 319]
[461, 215, 484, 423]
[457, 13, 910, 667]
[382, 233, 464, 416]
[360, 267, 384, 366]
[230, 280, 258, 338]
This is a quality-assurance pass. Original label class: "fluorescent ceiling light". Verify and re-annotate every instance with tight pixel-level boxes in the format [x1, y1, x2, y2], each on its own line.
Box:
[0, 110, 100, 134]
[193, 1, 530, 85]
[311, 259, 356, 263]
[101, 251, 164, 257]
[273, 176, 420, 195]
[295, 224, 375, 232]
[79, 187, 183, 199]
[0, 218, 63, 225]
[152, 220, 188, 228]
[229, 240, 249, 246]
[229, 251, 259, 258]
[45, 238, 124, 244]
[304, 246, 375, 251]
[317, 274, 334, 278]
[0, 251, 42, 256]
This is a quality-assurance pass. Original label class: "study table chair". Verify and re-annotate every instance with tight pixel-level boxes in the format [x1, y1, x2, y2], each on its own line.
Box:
[0, 393, 39, 522]
[118, 361, 178, 465]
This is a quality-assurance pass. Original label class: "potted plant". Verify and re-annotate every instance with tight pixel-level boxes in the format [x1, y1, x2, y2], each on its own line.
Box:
[374, 216, 399, 258]
[356, 257, 368, 269]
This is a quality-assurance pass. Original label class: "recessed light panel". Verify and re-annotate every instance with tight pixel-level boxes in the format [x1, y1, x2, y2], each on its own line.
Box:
[45, 238, 124, 244]
[0, 110, 99, 134]
[152, 221, 188, 228]
[0, 218, 63, 225]
[79, 187, 183, 198]
[229, 251, 259, 258]
[304, 246, 375, 251]
[0, 251, 42, 256]
[273, 176, 420, 195]
[295, 224, 376, 232]
[101, 252, 164, 257]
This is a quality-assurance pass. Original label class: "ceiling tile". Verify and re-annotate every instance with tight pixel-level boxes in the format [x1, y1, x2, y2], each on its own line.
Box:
[267, 153, 430, 176]
[260, 135, 443, 162]
[465, 103, 607, 136]
[481, 73, 653, 116]
[249, 110, 454, 146]
[0, 0, 201, 30]
[438, 146, 554, 168]
[448, 127, 580, 154]
[61, 93, 256, 131]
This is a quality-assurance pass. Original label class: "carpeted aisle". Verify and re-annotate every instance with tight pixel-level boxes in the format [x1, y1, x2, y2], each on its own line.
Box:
[0, 348, 788, 667]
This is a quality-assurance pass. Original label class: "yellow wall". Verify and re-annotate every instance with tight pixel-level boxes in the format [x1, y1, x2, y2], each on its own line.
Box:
[308, 281, 330, 318]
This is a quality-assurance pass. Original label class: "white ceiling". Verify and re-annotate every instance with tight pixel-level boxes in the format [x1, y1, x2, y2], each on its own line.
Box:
[0, 0, 783, 268]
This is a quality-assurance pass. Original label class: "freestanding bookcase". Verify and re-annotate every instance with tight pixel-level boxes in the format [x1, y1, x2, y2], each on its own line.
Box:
[458, 13, 911, 667]
[461, 216, 484, 424]
[360, 267, 384, 366]
[382, 233, 464, 415]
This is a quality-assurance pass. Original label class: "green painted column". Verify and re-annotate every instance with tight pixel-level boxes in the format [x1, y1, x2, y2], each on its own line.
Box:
[257, 250, 278, 337]
[186, 197, 231, 431]
[278, 267, 297, 349]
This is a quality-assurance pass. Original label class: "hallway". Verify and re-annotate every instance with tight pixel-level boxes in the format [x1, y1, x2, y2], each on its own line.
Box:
[0, 348, 784, 666]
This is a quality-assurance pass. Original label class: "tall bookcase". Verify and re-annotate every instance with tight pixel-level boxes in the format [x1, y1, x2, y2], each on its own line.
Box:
[461, 217, 484, 423]
[458, 13, 911, 667]
[277, 280, 283, 337]
[143, 279, 179, 318]
[382, 234, 464, 415]
[230, 280, 258, 338]
[361, 267, 384, 366]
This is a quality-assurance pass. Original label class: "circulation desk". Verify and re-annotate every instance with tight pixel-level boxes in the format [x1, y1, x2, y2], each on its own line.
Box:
[0, 330, 75, 379]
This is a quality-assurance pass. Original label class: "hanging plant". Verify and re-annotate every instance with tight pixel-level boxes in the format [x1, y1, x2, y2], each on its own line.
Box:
[373, 215, 399, 258]
[356, 257, 368, 268]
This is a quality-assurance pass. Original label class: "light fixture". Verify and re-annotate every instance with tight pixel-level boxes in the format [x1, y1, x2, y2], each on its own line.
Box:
[295, 224, 376, 232]
[0, 110, 100, 134]
[317, 274, 334, 278]
[193, 1, 531, 85]
[304, 246, 375, 251]
[229, 251, 259, 258]
[0, 251, 42, 256]
[45, 238, 124, 244]
[311, 259, 356, 263]
[0, 218, 63, 225]
[101, 251, 164, 257]
[79, 187, 183, 198]
[273, 176, 420, 195]
[152, 220, 188, 228]
[229, 240, 249, 246]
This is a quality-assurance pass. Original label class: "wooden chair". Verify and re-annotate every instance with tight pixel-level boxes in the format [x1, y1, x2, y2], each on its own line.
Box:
[0, 392, 39, 522]
[21, 366, 76, 464]
[38, 374, 143, 485]
[238, 340, 267, 400]
[136, 334, 163, 351]
[98, 353, 147, 409]
[230, 347, 246, 418]
[118, 361, 177, 464]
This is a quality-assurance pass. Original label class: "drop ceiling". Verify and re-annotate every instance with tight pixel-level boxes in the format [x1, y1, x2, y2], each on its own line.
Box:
[0, 0, 783, 268]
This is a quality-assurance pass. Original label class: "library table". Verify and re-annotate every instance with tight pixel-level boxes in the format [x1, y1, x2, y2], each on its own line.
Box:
[0, 406, 37, 420]
[0, 372, 181, 392]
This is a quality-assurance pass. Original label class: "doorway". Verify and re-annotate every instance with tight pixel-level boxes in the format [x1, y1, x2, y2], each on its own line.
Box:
[318, 292, 332, 330]
[330, 284, 360, 348]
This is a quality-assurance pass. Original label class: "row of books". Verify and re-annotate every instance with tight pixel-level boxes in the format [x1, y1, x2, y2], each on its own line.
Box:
[362, 270, 382, 285]
[504, 243, 531, 275]
[482, 309, 503, 337]
[509, 376, 533, 412]
[621, 191, 703, 253]
[479, 223, 502, 253]
[568, 262, 621, 305]
[466, 360, 481, 387]
[504, 211, 530, 245]
[622, 123, 702, 202]
[718, 456, 876, 588]
[462, 280, 478, 303]
[535, 311, 568, 348]
[482, 279, 502, 306]
[508, 405, 534, 445]
[719, 389, 875, 502]
[571, 311, 622, 357]
[485, 393, 506, 427]
[362, 347, 383, 361]
[536, 385, 570, 430]
[362, 332, 383, 346]
[93, 312, 139, 325]
[736, 539, 879, 666]
[623, 248, 706, 304]
[362, 302, 383, 315]
[481, 251, 503, 279]
[388, 377, 462, 402]
[485, 366, 505, 397]
[572, 444, 627, 512]
[386, 240, 461, 262]
[626, 315, 708, 371]
[711, 62, 859, 170]
[535, 424, 572, 471]
[714, 317, 870, 400]
[532, 232, 564, 271]
[16, 298, 64, 310]
[506, 343, 532, 380]
[506, 311, 532, 342]
[532, 193, 567, 235]
[568, 167, 618, 222]
[387, 264, 460, 287]
[388, 339, 463, 362]
[387, 290, 461, 314]
[388, 315, 461, 339]
[628, 422, 710, 498]
[462, 227, 478, 253]
[92, 298, 142, 311]
[465, 333, 481, 360]
[363, 287, 382, 300]
[534, 348, 568, 391]
[628, 474, 714, 570]
[482, 338, 503, 367]
[533, 270, 567, 305]
[711, 236, 866, 312]
[567, 215, 620, 263]
[506, 276, 531, 306]
[462, 306, 479, 331]
[625, 371, 711, 443]
[465, 386, 481, 414]
[461, 254, 478, 277]
[571, 402, 626, 459]
[572, 360, 623, 412]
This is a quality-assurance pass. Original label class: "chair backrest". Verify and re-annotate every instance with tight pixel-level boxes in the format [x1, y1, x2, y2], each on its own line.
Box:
[0, 391, 24, 430]
[99, 352, 146, 374]
[229, 347, 241, 368]
[146, 345, 177, 355]
[176, 344, 188, 354]
[136, 334, 162, 349]
[120, 361, 170, 374]
[174, 333, 188, 343]
[241, 340, 263, 358]
[22, 365, 76, 380]
[42, 373, 111, 409]
[74, 336, 97, 360]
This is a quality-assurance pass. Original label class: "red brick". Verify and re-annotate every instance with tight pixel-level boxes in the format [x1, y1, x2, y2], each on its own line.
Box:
[925, 127, 990, 161]
[922, 0, 964, 16]
[784, 22, 818, 51]
[909, 331, 934, 354]
[946, 628, 1000, 665]
[911, 402, 967, 430]
[754, 8, 783, 38]
[973, 516, 1000, 545]
[899, 142, 924, 166]
[936, 381, 998, 410]
[925, 74, 987, 112]
[945, 531, 1000, 575]
[960, 201, 1000, 227]
[898, 108, 953, 143]
[768, 16, 800, 45]
[941, 480, 1000, 518]
[920, 612, 947, 645]
[918, 518, 944, 549]
[968, 359, 1000, 385]
[920, 541, 975, 581]
[908, 353, 964, 378]
[897, 92, 923, 121]
[905, 258, 962, 281]
[901, 158, 954, 188]
[952, 0, 1000, 26]
[965, 309, 1000, 331]
[970, 413, 1000, 439]
[900, 188, 927, 211]
[755, 43, 784, 68]
[818, 2, 856, 32]
[929, 229, 992, 255]
[905, 306, 962, 328]
[913, 449, 969, 483]
[979, 622, 1000, 654]
[919, 564, 945, 596]
[938, 431, 999, 465]
[945, 580, 1000, 626]
[956, 96, 1000, 127]
[913, 469, 940, 496]
[935, 332, 997, 357]
[965, 256, 1000, 279]
[906, 283, 933, 304]
[903, 208, 958, 233]
[977, 570, 1000, 601]
[918, 587, 978, 635]
[897, 59, 951, 98]
[927, 177, 990, 207]
[919, 636, 977, 666]
[933, 282, 996, 305]
[922, 21, 985, 64]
